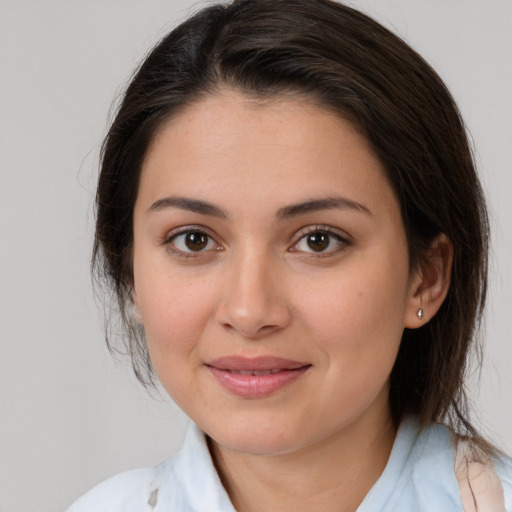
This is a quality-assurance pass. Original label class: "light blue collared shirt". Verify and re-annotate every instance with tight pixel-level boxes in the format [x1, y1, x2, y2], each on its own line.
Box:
[67, 418, 512, 511]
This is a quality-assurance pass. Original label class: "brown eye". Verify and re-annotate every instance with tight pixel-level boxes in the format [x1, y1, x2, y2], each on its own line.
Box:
[292, 228, 348, 255]
[184, 231, 208, 251]
[168, 230, 218, 254]
[306, 232, 330, 252]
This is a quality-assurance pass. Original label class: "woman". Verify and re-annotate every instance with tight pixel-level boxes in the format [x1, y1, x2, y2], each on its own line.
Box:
[68, 0, 512, 510]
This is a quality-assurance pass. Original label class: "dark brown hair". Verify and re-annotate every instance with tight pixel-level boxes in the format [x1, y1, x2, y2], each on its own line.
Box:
[93, 0, 488, 437]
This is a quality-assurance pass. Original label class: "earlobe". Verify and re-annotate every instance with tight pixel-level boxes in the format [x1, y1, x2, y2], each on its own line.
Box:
[404, 233, 453, 328]
[130, 289, 144, 325]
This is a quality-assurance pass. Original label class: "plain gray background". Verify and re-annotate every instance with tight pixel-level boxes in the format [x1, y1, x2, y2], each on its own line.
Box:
[1, 1, 511, 510]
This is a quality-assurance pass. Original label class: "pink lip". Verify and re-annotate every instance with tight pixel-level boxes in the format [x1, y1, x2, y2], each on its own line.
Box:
[205, 356, 311, 398]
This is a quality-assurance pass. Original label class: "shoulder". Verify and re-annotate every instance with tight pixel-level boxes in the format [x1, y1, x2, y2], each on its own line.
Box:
[356, 420, 463, 511]
[407, 421, 512, 512]
[66, 466, 160, 512]
[65, 435, 188, 512]
[66, 453, 189, 512]
[361, 419, 509, 511]
[493, 450, 512, 511]
[405, 421, 465, 509]
[66, 423, 235, 512]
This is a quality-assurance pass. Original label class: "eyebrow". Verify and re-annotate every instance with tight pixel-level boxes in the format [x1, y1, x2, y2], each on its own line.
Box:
[148, 196, 228, 218]
[276, 196, 371, 219]
[147, 195, 371, 219]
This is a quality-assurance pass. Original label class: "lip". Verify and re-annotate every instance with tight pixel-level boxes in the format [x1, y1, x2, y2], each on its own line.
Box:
[205, 356, 311, 398]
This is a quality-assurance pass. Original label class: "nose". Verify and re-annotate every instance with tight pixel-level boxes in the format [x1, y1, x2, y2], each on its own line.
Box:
[215, 250, 291, 339]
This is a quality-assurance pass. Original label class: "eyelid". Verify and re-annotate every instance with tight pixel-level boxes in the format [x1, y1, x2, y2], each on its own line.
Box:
[161, 224, 220, 245]
[159, 224, 350, 257]
[161, 224, 224, 258]
[289, 224, 352, 254]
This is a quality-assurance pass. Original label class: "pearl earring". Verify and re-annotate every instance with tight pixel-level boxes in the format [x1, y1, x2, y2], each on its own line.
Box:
[417, 308, 424, 320]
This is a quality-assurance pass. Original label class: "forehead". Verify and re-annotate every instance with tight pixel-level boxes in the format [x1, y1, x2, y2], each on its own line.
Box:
[137, 90, 397, 219]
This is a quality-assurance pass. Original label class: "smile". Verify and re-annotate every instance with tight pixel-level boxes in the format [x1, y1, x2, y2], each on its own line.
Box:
[205, 356, 311, 398]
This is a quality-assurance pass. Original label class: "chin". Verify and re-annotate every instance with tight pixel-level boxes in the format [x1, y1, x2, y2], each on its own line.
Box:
[202, 414, 312, 457]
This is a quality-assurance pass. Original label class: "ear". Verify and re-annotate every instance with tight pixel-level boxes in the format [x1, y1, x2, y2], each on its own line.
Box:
[404, 233, 453, 328]
[129, 288, 144, 325]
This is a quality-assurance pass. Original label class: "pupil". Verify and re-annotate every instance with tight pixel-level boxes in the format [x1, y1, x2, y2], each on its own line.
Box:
[185, 232, 208, 251]
[307, 232, 329, 252]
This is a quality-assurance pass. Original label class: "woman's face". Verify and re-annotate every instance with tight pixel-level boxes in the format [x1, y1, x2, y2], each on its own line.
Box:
[132, 90, 421, 456]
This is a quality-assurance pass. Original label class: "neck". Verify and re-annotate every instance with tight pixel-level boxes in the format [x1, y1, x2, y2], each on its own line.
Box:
[209, 409, 397, 512]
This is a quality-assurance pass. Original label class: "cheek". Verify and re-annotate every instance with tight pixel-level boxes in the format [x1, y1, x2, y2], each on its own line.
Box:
[133, 265, 218, 362]
[294, 262, 409, 424]
[298, 253, 410, 367]
[135, 273, 219, 408]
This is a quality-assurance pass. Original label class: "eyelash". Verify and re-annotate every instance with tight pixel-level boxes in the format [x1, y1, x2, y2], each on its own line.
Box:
[289, 225, 351, 257]
[162, 226, 223, 259]
[162, 224, 351, 259]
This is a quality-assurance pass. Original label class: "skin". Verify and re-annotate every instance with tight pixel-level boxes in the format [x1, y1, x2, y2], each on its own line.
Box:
[132, 90, 450, 512]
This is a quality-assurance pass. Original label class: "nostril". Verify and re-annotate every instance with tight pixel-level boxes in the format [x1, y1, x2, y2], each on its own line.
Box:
[220, 319, 282, 339]
[258, 324, 279, 335]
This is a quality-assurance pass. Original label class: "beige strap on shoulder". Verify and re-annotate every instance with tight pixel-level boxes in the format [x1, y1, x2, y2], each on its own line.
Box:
[455, 439, 506, 512]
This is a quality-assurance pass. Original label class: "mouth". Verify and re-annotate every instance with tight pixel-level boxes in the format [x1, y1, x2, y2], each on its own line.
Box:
[205, 356, 311, 398]
[228, 369, 283, 376]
